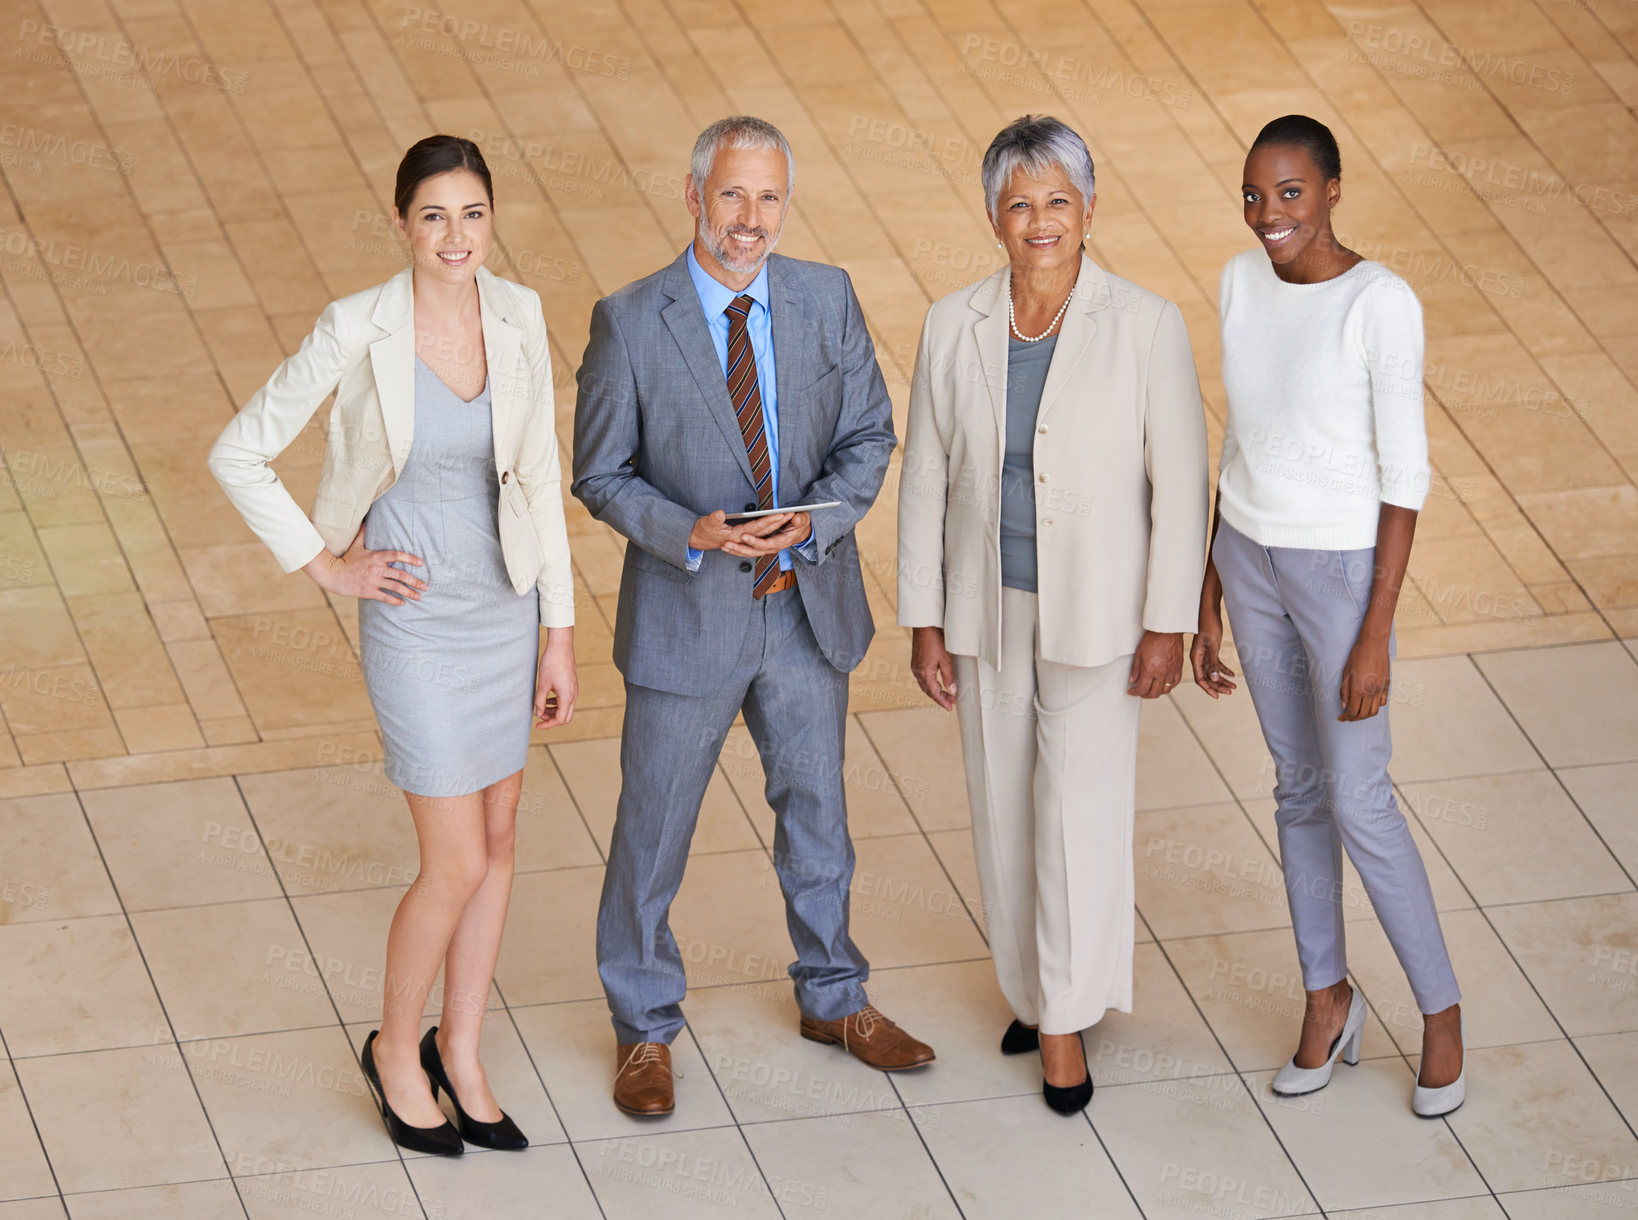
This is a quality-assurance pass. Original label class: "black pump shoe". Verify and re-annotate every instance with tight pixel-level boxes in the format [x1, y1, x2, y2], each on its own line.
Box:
[420, 1026, 528, 1150]
[361, 1030, 463, 1156]
[1041, 1035, 1094, 1115]
[1001, 1020, 1040, 1056]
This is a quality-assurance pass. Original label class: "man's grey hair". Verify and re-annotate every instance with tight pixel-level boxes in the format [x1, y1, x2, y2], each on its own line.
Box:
[690, 115, 795, 200]
[980, 115, 1095, 222]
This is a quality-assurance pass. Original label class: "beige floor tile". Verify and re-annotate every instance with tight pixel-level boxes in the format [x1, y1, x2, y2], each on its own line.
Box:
[339, 1010, 568, 1151]
[132, 899, 334, 1040]
[1475, 641, 1638, 766]
[0, 915, 167, 1056]
[1330, 1201, 1505, 1219]
[237, 766, 421, 898]
[63, 1179, 240, 1219]
[1165, 928, 1397, 1072]
[1342, 909, 1561, 1055]
[923, 827, 990, 939]
[1577, 1030, 1638, 1128]
[66, 592, 185, 710]
[1091, 1070, 1318, 1220]
[15, 1045, 223, 1192]
[1499, 1183, 1638, 1218]
[177, 542, 328, 619]
[509, 999, 734, 1143]
[211, 610, 373, 733]
[34, 523, 133, 597]
[1385, 656, 1539, 780]
[1171, 680, 1277, 801]
[0, 1200, 71, 1219]
[491, 865, 605, 1008]
[664, 849, 797, 994]
[80, 777, 281, 911]
[1248, 1056, 1486, 1211]
[406, 1143, 601, 1219]
[912, 1093, 1143, 1219]
[849, 833, 988, 967]
[111, 705, 204, 753]
[0, 662, 112, 737]
[685, 978, 902, 1123]
[581, 1125, 781, 1218]
[1402, 770, 1632, 903]
[513, 744, 603, 869]
[1516, 484, 1638, 560]
[1489, 893, 1638, 1036]
[742, 1108, 959, 1218]
[189, 1025, 394, 1173]
[1446, 1040, 1638, 1191]
[0, 1062, 55, 1202]
[0, 792, 121, 923]
[1137, 802, 1290, 939]
[1558, 761, 1638, 880]
[855, 705, 970, 832]
[1138, 696, 1235, 811]
[235, 1163, 418, 1220]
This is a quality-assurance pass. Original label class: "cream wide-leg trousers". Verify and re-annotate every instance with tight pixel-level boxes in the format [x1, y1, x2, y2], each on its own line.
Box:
[951, 586, 1142, 1034]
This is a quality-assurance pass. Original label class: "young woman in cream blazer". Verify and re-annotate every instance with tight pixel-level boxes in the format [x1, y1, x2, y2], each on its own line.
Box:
[208, 136, 575, 1156]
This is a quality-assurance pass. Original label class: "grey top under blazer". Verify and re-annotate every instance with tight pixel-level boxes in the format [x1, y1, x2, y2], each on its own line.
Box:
[571, 251, 897, 696]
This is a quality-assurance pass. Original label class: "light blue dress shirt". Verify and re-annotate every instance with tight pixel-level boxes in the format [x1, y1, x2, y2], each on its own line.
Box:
[683, 245, 816, 572]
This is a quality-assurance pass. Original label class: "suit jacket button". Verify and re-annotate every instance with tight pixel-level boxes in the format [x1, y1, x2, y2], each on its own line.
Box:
[739, 561, 753, 573]
[500, 470, 510, 484]
[744, 503, 757, 512]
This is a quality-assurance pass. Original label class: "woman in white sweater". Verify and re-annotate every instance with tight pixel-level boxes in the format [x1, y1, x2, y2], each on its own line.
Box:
[1191, 115, 1465, 1116]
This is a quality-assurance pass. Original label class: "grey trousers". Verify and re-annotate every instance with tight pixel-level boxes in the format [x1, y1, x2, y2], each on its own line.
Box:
[1214, 520, 1461, 1015]
[596, 585, 870, 1045]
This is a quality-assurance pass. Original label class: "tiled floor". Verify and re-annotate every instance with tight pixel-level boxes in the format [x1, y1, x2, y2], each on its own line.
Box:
[0, 0, 1635, 1215]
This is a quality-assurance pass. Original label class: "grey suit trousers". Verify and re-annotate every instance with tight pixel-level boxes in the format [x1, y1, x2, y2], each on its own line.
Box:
[1215, 519, 1461, 1015]
[596, 585, 870, 1045]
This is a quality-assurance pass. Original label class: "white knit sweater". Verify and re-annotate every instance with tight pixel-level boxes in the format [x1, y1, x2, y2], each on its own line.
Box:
[1217, 249, 1431, 551]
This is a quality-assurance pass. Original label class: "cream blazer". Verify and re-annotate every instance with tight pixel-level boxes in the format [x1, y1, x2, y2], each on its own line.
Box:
[897, 255, 1208, 670]
[207, 265, 574, 627]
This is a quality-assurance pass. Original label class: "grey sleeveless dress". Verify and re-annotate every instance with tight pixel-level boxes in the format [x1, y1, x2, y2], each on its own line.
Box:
[357, 357, 540, 797]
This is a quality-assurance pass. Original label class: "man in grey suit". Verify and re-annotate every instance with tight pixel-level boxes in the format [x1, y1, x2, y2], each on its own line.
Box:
[572, 116, 934, 1116]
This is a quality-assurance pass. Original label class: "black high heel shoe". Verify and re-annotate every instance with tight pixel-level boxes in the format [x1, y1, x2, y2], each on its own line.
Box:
[1001, 1020, 1040, 1056]
[1041, 1034, 1094, 1115]
[420, 1026, 528, 1150]
[361, 1030, 463, 1156]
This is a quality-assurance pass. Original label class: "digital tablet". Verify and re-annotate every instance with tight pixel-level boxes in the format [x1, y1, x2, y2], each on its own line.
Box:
[721, 501, 842, 522]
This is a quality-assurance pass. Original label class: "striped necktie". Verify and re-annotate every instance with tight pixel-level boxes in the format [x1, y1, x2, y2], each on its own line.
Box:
[724, 294, 780, 598]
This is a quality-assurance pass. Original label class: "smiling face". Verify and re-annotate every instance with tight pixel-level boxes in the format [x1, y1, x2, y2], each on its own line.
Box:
[1242, 143, 1341, 271]
[686, 142, 789, 285]
[393, 168, 493, 282]
[991, 162, 1095, 275]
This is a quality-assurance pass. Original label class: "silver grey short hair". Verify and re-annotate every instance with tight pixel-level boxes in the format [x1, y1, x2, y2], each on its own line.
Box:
[690, 116, 794, 200]
[981, 115, 1095, 222]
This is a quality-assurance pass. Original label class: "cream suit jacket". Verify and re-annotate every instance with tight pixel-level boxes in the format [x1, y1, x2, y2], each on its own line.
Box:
[897, 255, 1208, 670]
[207, 265, 575, 627]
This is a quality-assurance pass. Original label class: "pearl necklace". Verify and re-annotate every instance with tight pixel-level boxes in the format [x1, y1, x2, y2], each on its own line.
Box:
[1008, 278, 1074, 342]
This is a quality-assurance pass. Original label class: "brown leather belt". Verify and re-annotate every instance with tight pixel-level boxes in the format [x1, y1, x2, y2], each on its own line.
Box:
[760, 568, 797, 596]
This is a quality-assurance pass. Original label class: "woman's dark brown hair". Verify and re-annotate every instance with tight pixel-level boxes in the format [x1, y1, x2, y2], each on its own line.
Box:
[393, 135, 494, 217]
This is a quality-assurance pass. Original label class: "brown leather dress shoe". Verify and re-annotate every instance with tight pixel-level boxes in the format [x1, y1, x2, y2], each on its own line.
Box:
[613, 1042, 674, 1116]
[799, 1004, 935, 1071]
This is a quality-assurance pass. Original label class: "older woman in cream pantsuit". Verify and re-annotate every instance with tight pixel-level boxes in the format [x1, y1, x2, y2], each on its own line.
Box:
[898, 115, 1209, 1115]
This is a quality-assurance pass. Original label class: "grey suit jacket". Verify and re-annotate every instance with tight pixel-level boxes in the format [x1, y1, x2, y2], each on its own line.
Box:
[572, 251, 896, 696]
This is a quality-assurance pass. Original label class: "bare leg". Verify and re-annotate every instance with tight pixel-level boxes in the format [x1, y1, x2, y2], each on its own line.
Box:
[434, 770, 523, 1123]
[374, 790, 488, 1127]
[1293, 979, 1353, 1069]
[1418, 1002, 1463, 1088]
[1040, 1031, 1088, 1088]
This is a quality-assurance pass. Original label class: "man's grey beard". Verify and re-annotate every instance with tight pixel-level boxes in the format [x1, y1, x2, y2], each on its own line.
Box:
[700, 215, 781, 274]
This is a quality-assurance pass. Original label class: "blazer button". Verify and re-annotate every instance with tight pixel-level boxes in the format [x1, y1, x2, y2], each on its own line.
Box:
[739, 561, 753, 573]
[744, 503, 757, 512]
[1038, 425, 1048, 435]
[500, 470, 510, 484]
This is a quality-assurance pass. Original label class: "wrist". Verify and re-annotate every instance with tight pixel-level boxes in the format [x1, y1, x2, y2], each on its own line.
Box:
[543, 626, 575, 654]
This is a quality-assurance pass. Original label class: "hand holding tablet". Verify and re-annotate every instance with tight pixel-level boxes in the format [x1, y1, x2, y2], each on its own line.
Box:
[722, 501, 842, 522]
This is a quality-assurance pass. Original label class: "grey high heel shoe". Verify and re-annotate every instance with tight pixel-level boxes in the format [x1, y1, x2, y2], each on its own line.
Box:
[1271, 987, 1365, 1097]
